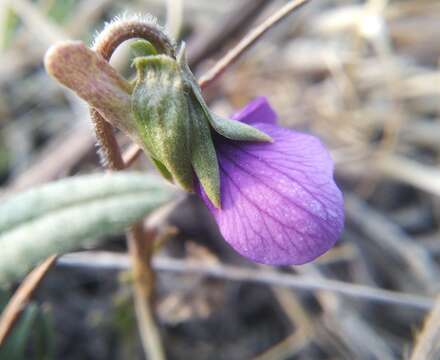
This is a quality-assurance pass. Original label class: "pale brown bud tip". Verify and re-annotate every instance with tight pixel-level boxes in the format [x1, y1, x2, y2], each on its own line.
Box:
[44, 41, 136, 135]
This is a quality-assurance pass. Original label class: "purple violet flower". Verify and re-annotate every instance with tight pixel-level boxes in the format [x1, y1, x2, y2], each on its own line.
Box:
[197, 97, 344, 265]
[44, 39, 344, 266]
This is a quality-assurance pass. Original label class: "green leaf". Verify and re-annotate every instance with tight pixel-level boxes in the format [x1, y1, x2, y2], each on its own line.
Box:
[132, 55, 194, 192]
[34, 306, 55, 360]
[0, 303, 38, 360]
[0, 173, 175, 285]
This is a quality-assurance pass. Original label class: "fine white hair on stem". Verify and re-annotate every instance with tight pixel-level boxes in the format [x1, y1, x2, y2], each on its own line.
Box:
[91, 12, 176, 50]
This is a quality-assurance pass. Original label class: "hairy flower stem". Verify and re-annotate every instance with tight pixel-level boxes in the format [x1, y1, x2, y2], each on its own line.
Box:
[91, 18, 175, 170]
[91, 18, 173, 360]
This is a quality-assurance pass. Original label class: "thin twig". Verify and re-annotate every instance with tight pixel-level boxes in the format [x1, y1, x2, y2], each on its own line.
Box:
[187, 0, 271, 67]
[58, 252, 434, 310]
[0, 255, 57, 346]
[198, 0, 311, 88]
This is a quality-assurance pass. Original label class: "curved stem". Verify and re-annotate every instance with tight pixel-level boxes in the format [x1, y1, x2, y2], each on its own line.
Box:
[93, 17, 176, 60]
[90, 17, 171, 359]
[91, 17, 176, 170]
[90, 108, 124, 170]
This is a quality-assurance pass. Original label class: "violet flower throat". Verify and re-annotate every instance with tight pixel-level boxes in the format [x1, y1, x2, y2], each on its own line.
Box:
[45, 17, 344, 265]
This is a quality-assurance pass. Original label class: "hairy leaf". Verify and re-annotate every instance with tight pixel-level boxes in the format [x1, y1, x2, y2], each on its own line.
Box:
[0, 173, 175, 285]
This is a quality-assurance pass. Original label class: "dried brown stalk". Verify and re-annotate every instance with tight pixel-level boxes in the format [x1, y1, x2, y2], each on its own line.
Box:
[410, 296, 440, 360]
[0, 255, 57, 346]
[127, 225, 164, 360]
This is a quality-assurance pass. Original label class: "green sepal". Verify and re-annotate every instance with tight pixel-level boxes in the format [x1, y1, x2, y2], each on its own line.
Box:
[208, 113, 273, 142]
[188, 96, 221, 208]
[132, 55, 194, 192]
[131, 39, 158, 58]
[177, 44, 272, 143]
[151, 157, 174, 183]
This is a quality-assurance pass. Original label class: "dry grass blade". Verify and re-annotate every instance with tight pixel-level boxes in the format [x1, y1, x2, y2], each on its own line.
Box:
[0, 255, 57, 346]
[254, 288, 312, 360]
[377, 154, 440, 198]
[410, 296, 440, 360]
[253, 331, 309, 360]
[345, 193, 438, 288]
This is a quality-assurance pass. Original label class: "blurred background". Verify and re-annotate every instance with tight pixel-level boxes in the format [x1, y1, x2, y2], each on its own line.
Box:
[1, 0, 440, 359]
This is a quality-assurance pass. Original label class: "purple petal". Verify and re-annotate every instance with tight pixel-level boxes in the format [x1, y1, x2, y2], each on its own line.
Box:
[231, 97, 278, 125]
[198, 123, 344, 265]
